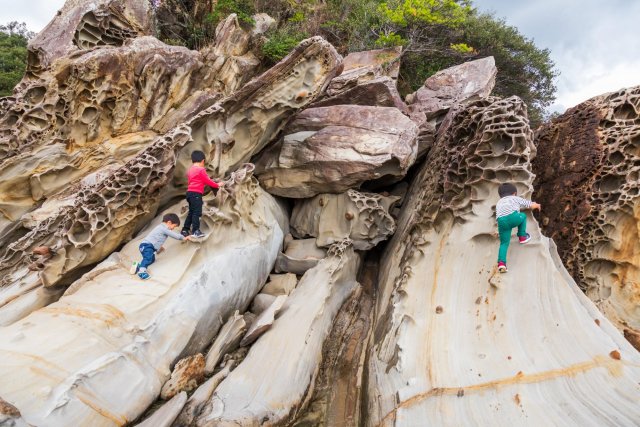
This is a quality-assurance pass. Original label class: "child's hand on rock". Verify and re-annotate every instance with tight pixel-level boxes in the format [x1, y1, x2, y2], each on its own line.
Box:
[531, 202, 541, 210]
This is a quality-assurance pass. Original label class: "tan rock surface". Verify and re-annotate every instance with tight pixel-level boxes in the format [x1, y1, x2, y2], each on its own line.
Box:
[204, 313, 245, 374]
[256, 105, 419, 197]
[291, 189, 398, 250]
[366, 96, 640, 425]
[0, 168, 288, 426]
[406, 56, 497, 157]
[533, 85, 640, 348]
[274, 238, 327, 275]
[196, 242, 360, 426]
[0, 36, 341, 323]
[261, 273, 297, 296]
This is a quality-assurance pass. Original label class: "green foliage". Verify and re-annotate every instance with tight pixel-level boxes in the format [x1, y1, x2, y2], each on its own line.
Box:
[262, 29, 307, 64]
[378, 0, 470, 27]
[458, 12, 558, 126]
[154, 0, 559, 123]
[0, 22, 33, 97]
[375, 32, 407, 48]
[207, 0, 255, 26]
[450, 42, 473, 53]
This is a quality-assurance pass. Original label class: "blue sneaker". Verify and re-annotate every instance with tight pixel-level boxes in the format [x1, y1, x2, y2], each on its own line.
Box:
[138, 271, 150, 280]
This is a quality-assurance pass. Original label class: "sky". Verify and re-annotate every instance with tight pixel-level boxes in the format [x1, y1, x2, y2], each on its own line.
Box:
[1, 0, 639, 113]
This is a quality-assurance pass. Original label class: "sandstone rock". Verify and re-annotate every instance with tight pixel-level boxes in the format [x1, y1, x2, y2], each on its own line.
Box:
[204, 312, 246, 374]
[274, 238, 327, 275]
[0, 14, 265, 242]
[173, 361, 235, 427]
[240, 295, 288, 347]
[291, 189, 399, 250]
[326, 47, 402, 97]
[313, 76, 407, 112]
[0, 36, 340, 323]
[261, 273, 298, 296]
[0, 168, 288, 426]
[365, 96, 640, 425]
[161, 354, 206, 400]
[532, 85, 640, 346]
[135, 391, 187, 427]
[256, 105, 419, 197]
[406, 56, 497, 157]
[28, 0, 153, 72]
[196, 242, 360, 425]
[0, 397, 26, 427]
[249, 293, 277, 315]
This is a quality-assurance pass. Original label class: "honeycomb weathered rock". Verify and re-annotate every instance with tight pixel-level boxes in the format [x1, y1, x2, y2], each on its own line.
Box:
[0, 165, 288, 426]
[366, 96, 640, 425]
[0, 14, 266, 244]
[290, 189, 399, 250]
[533, 85, 640, 344]
[0, 36, 342, 324]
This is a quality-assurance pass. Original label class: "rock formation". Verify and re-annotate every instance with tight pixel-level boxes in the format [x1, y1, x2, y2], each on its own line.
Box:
[365, 96, 640, 425]
[290, 189, 399, 250]
[406, 56, 497, 157]
[0, 167, 288, 426]
[195, 242, 360, 426]
[256, 105, 419, 197]
[533, 86, 640, 349]
[0, 29, 341, 324]
[1, 1, 639, 426]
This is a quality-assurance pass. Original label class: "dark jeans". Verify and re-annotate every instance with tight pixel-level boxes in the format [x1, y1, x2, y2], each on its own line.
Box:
[139, 243, 156, 269]
[184, 191, 203, 233]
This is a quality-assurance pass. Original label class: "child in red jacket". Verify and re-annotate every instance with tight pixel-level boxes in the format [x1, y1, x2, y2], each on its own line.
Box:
[181, 150, 223, 238]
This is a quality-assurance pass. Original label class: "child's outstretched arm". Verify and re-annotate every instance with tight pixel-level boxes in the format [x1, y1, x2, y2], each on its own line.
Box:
[530, 202, 541, 210]
[199, 169, 220, 189]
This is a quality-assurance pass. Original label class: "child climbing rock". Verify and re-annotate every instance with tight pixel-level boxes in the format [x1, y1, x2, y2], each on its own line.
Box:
[136, 213, 193, 280]
[181, 150, 223, 239]
[495, 183, 541, 273]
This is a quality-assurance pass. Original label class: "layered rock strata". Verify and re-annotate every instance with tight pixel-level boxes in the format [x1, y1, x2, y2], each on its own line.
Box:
[0, 36, 341, 323]
[256, 105, 418, 197]
[366, 96, 640, 425]
[194, 241, 360, 426]
[0, 167, 288, 427]
[533, 86, 640, 347]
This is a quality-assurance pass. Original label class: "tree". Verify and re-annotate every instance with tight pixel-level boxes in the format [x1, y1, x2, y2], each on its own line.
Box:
[395, 10, 557, 127]
[0, 22, 34, 97]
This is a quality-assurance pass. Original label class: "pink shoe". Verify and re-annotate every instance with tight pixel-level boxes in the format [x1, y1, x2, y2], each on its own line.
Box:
[497, 262, 508, 273]
[518, 233, 531, 244]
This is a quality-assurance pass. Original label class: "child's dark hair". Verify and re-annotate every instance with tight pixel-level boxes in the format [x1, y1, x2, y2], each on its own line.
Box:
[162, 213, 180, 225]
[191, 150, 206, 163]
[498, 183, 518, 198]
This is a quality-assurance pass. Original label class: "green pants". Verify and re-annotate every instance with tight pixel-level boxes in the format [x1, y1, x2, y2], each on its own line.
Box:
[497, 211, 527, 264]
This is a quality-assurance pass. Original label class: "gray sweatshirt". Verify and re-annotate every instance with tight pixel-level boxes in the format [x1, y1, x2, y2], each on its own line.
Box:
[141, 223, 184, 250]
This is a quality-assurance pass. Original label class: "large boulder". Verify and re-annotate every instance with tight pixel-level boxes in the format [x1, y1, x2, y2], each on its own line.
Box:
[256, 105, 419, 198]
[27, 0, 153, 72]
[406, 56, 497, 157]
[325, 47, 402, 97]
[532, 85, 640, 348]
[366, 96, 640, 425]
[290, 189, 399, 250]
[0, 166, 288, 427]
